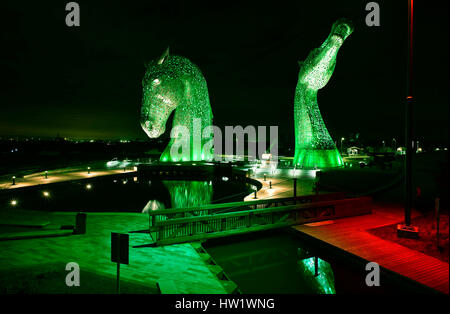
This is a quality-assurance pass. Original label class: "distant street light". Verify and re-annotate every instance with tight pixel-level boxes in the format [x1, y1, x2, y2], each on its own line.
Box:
[253, 185, 258, 199]
[340, 137, 345, 153]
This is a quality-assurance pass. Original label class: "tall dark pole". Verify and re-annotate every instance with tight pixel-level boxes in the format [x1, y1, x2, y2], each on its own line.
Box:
[405, 0, 414, 226]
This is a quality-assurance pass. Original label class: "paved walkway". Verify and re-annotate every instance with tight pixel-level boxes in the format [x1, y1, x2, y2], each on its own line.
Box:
[244, 170, 318, 201]
[293, 205, 449, 294]
[0, 209, 227, 293]
[0, 169, 136, 190]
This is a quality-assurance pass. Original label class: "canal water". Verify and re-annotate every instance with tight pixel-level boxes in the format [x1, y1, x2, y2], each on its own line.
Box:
[203, 230, 336, 294]
[203, 229, 431, 294]
[1, 173, 253, 212]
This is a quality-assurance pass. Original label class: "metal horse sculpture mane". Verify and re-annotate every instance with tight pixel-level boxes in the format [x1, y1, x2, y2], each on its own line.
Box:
[140, 48, 214, 162]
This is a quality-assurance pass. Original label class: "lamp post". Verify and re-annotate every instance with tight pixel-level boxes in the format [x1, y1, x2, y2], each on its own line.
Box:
[88, 167, 91, 174]
[398, 0, 418, 238]
[12, 176, 16, 185]
[340, 137, 345, 153]
[45, 171, 48, 179]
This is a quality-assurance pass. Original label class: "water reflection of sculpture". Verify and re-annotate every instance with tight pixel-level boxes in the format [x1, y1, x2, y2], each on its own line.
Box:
[296, 247, 336, 294]
[142, 181, 212, 221]
[294, 19, 354, 168]
[140, 48, 214, 162]
[163, 180, 212, 209]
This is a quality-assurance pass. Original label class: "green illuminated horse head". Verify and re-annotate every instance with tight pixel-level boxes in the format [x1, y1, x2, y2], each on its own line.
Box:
[140, 48, 214, 162]
[298, 19, 353, 90]
[293, 19, 353, 169]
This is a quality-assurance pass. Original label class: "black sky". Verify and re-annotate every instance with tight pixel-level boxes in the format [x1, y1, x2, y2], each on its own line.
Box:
[1, 0, 448, 146]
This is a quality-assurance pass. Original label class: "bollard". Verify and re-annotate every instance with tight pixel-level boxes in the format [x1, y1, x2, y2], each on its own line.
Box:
[88, 167, 91, 174]
[264, 174, 266, 181]
[254, 190, 257, 199]
[269, 181, 272, 189]
[293, 178, 297, 198]
[45, 171, 48, 179]
[314, 256, 319, 277]
[74, 213, 87, 235]
[12, 176, 15, 185]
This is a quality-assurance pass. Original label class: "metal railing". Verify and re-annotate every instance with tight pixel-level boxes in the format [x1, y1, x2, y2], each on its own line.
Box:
[151, 196, 371, 245]
[147, 192, 347, 230]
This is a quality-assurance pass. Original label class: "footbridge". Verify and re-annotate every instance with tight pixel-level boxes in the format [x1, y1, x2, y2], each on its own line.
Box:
[147, 193, 372, 246]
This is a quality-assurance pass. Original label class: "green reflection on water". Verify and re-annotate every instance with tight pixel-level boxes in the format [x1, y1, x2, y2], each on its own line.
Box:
[296, 247, 336, 294]
[163, 180, 212, 208]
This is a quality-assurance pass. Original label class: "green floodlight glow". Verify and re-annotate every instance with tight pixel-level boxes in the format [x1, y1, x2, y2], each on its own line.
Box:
[140, 48, 214, 162]
[163, 180, 212, 209]
[298, 257, 336, 294]
[293, 19, 354, 169]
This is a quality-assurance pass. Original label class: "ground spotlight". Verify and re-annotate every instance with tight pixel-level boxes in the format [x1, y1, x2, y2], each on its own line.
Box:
[11, 200, 17, 206]
[43, 191, 50, 197]
[86, 184, 92, 190]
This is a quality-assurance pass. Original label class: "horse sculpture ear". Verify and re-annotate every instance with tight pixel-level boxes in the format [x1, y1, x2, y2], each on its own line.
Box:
[157, 47, 170, 65]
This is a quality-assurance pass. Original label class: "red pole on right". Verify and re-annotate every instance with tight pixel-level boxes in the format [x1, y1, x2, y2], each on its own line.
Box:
[405, 0, 413, 226]
[398, 0, 419, 238]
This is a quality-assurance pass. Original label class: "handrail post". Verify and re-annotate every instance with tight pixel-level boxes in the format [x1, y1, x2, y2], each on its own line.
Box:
[293, 178, 298, 206]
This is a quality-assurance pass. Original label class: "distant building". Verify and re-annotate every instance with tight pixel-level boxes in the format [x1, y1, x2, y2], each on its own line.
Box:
[347, 146, 363, 155]
[396, 147, 406, 155]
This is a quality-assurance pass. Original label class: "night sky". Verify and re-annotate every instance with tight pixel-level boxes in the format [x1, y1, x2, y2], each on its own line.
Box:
[1, 0, 448, 147]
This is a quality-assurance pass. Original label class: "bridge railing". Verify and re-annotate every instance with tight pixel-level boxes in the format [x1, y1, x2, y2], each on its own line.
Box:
[151, 196, 371, 245]
[147, 192, 347, 230]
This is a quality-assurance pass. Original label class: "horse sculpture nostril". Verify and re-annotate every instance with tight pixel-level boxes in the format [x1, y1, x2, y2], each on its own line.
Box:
[140, 52, 214, 162]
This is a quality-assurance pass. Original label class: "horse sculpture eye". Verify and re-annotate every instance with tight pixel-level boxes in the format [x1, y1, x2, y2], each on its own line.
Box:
[140, 52, 214, 162]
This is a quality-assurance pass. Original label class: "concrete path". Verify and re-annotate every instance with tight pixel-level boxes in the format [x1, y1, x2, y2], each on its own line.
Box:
[0, 209, 227, 293]
[244, 169, 321, 201]
[1, 169, 136, 190]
